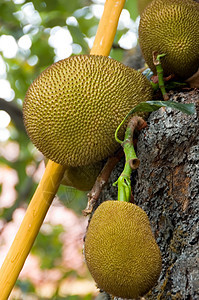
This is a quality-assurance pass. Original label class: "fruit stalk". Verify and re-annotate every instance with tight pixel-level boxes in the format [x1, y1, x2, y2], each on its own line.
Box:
[153, 52, 169, 101]
[114, 117, 145, 202]
[0, 0, 126, 298]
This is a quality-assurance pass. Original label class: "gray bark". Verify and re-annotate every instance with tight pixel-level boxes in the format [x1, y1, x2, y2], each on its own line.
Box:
[96, 89, 199, 299]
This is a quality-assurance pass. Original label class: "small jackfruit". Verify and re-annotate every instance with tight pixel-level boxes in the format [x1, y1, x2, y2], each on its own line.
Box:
[84, 200, 162, 298]
[61, 161, 103, 191]
[139, 0, 199, 80]
[23, 55, 153, 167]
[44, 158, 103, 191]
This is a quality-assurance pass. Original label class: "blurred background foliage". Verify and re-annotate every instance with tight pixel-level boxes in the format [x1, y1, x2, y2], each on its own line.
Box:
[0, 0, 140, 298]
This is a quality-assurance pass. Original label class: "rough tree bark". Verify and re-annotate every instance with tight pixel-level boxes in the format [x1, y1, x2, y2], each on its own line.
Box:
[95, 89, 199, 300]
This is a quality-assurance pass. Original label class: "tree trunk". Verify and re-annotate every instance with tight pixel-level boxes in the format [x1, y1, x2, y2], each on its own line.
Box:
[97, 89, 199, 300]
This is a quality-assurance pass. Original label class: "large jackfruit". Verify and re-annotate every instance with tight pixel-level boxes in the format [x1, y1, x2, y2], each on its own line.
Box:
[139, 0, 199, 80]
[23, 55, 153, 167]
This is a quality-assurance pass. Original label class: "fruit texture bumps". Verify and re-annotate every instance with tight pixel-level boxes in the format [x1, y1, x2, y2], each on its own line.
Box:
[84, 201, 162, 298]
[139, 0, 199, 80]
[137, 0, 153, 15]
[23, 55, 153, 167]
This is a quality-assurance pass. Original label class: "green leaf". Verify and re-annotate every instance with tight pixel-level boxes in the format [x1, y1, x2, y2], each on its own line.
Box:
[146, 101, 196, 115]
[128, 100, 196, 116]
[125, 0, 139, 21]
[67, 25, 89, 53]
[115, 101, 196, 143]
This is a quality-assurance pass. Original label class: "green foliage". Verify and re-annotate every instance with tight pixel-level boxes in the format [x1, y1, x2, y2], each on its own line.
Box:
[31, 225, 64, 269]
[125, 0, 139, 20]
[16, 280, 35, 294]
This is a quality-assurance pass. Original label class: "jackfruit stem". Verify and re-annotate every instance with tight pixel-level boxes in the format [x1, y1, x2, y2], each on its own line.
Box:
[114, 117, 143, 202]
[153, 52, 169, 100]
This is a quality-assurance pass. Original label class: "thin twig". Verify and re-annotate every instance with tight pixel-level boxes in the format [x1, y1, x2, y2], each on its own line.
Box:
[83, 149, 124, 215]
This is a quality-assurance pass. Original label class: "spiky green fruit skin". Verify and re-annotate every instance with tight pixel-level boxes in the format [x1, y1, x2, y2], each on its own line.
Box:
[138, 0, 152, 15]
[84, 201, 162, 298]
[23, 55, 153, 167]
[61, 161, 103, 191]
[139, 0, 199, 80]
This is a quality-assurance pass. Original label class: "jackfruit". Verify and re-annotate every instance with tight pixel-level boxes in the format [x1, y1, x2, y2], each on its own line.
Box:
[44, 158, 103, 191]
[61, 161, 103, 191]
[84, 200, 162, 298]
[23, 55, 153, 167]
[137, 0, 152, 15]
[139, 0, 199, 80]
